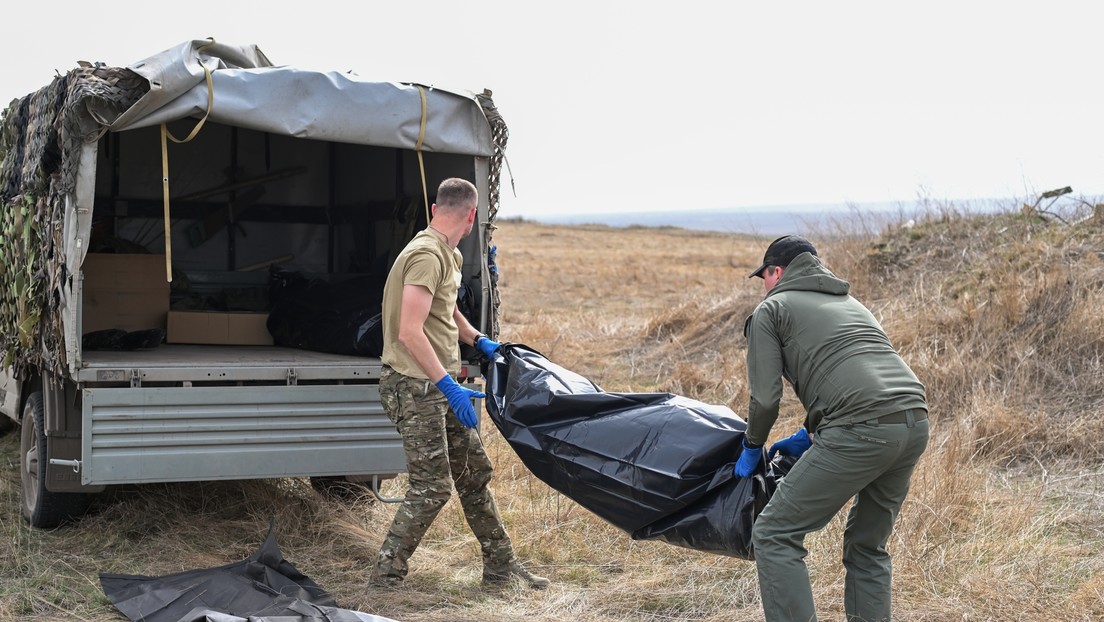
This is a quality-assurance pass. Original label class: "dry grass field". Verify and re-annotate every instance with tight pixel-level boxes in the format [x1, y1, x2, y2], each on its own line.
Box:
[2, 207, 1104, 621]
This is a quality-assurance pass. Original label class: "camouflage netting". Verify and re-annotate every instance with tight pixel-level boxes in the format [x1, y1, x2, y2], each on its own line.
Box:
[476, 91, 509, 340]
[0, 64, 148, 379]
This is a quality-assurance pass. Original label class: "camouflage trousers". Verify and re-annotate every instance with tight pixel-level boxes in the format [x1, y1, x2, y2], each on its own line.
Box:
[372, 367, 516, 581]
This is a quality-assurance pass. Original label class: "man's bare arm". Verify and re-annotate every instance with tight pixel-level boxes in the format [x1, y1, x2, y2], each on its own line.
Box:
[398, 284, 449, 381]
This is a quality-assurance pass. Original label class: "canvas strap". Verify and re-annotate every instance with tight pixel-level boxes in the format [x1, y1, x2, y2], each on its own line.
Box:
[159, 37, 217, 282]
[416, 85, 429, 224]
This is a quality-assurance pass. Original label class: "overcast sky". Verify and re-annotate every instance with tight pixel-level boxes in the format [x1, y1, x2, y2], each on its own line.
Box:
[3, 2, 1100, 219]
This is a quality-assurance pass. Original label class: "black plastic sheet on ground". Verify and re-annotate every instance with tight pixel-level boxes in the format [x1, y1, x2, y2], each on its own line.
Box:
[485, 344, 792, 559]
[100, 523, 396, 622]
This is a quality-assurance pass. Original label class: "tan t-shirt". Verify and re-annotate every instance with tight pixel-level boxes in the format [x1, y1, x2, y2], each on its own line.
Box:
[380, 229, 462, 379]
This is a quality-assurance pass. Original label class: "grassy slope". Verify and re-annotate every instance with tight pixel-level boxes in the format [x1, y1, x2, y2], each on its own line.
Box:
[1, 210, 1103, 621]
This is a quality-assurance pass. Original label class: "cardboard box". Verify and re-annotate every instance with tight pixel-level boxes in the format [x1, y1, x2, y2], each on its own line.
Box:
[167, 311, 274, 346]
[82, 253, 170, 333]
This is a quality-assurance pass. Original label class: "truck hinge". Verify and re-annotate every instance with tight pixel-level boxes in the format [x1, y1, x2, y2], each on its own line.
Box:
[287, 369, 298, 386]
[130, 369, 142, 388]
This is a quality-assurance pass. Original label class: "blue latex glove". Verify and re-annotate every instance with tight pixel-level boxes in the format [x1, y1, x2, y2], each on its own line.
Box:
[769, 428, 812, 460]
[435, 374, 486, 429]
[733, 438, 764, 478]
[475, 335, 502, 358]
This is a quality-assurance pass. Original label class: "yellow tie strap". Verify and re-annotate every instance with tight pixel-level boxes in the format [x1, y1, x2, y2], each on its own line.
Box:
[160, 37, 217, 282]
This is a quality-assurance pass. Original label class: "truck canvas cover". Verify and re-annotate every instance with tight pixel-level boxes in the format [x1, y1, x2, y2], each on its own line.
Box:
[0, 38, 507, 379]
[108, 40, 497, 154]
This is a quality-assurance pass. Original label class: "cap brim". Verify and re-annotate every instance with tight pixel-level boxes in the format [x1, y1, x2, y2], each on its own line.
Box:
[747, 262, 769, 279]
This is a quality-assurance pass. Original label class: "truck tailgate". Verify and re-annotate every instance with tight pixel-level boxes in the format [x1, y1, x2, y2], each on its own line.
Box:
[80, 383, 400, 485]
[73, 345, 481, 486]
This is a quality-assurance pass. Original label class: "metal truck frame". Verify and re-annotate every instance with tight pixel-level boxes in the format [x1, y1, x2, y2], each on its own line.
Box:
[0, 39, 507, 527]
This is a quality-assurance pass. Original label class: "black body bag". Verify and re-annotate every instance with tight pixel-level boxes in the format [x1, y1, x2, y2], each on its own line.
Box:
[266, 267, 384, 357]
[484, 344, 793, 559]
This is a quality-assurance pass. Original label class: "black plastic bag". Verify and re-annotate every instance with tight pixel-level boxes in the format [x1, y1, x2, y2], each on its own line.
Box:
[632, 458, 794, 557]
[484, 343, 792, 559]
[266, 267, 384, 356]
[99, 522, 396, 622]
[82, 328, 164, 351]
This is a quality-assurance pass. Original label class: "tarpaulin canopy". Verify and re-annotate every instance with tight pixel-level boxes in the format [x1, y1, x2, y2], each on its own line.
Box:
[105, 39, 497, 156]
[0, 37, 506, 379]
[484, 344, 792, 559]
[100, 523, 397, 622]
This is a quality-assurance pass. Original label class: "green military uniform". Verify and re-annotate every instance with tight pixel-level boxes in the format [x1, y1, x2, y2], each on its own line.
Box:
[745, 252, 929, 622]
[372, 229, 518, 584]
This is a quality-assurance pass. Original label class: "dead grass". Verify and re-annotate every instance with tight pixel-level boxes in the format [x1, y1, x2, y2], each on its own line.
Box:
[2, 207, 1104, 621]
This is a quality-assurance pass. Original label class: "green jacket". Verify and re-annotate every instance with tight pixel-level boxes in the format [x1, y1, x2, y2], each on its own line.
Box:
[743, 252, 926, 445]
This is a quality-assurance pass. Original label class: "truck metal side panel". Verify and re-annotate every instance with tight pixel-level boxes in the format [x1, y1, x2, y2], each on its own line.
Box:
[81, 385, 403, 485]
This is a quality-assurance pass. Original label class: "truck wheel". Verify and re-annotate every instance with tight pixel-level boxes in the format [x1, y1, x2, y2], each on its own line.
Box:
[20, 391, 92, 528]
[310, 476, 373, 502]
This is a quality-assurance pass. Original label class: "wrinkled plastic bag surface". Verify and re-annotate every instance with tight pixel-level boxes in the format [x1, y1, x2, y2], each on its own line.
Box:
[267, 268, 384, 356]
[484, 344, 792, 559]
[100, 523, 396, 622]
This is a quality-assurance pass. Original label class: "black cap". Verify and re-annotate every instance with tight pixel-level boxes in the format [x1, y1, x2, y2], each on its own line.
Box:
[747, 235, 817, 278]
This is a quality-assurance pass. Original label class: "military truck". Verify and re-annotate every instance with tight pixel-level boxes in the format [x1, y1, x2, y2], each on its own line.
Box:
[0, 39, 507, 527]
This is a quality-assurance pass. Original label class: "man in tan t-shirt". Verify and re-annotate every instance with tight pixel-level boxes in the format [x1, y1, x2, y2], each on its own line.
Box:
[370, 177, 548, 590]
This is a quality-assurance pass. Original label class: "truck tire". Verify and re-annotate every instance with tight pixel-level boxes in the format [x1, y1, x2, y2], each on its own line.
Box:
[20, 391, 93, 528]
[310, 476, 374, 502]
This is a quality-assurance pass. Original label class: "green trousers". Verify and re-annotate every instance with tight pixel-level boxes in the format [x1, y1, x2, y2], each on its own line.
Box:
[752, 411, 929, 622]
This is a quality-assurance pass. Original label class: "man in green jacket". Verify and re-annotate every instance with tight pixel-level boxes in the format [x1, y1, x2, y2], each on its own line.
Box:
[734, 234, 929, 622]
